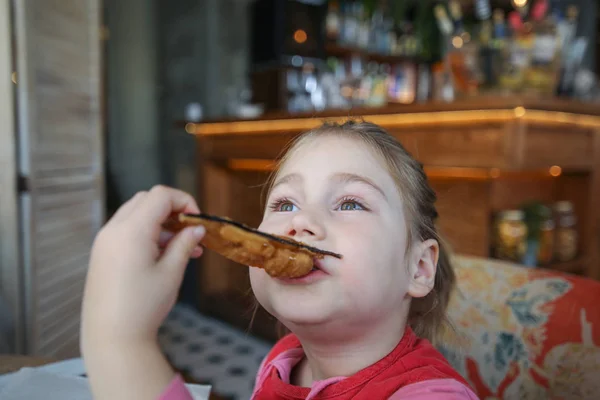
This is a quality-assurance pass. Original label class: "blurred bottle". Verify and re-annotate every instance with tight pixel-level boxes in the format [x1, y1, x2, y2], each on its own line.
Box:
[474, 0, 492, 21]
[527, 0, 560, 94]
[448, 0, 465, 36]
[522, 203, 555, 267]
[494, 209, 528, 263]
[433, 4, 454, 39]
[357, 2, 370, 49]
[492, 9, 507, 45]
[554, 201, 578, 262]
[341, 1, 358, 47]
[370, 3, 385, 53]
[325, 0, 341, 42]
[557, 5, 586, 96]
[537, 205, 555, 266]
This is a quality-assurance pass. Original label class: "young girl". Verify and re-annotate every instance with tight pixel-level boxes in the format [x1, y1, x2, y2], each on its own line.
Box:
[81, 121, 479, 399]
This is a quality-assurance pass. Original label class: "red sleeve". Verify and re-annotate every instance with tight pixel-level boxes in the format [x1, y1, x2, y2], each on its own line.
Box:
[157, 374, 194, 400]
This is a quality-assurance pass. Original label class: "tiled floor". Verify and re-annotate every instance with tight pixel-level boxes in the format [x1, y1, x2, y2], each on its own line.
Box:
[159, 303, 273, 400]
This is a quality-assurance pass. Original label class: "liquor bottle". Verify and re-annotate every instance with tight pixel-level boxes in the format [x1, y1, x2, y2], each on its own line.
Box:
[493, 9, 507, 43]
[391, 21, 403, 56]
[557, 5, 578, 53]
[530, 0, 549, 22]
[404, 22, 418, 57]
[370, 4, 385, 53]
[480, 9, 505, 89]
[341, 1, 358, 47]
[508, 11, 524, 34]
[530, 0, 558, 67]
[557, 5, 585, 95]
[434, 4, 453, 38]
[357, 2, 370, 49]
[413, 0, 442, 62]
[448, 0, 464, 35]
[474, 0, 492, 21]
[361, 61, 376, 106]
[381, 3, 394, 55]
[370, 63, 388, 107]
[528, 0, 560, 93]
[325, 0, 341, 43]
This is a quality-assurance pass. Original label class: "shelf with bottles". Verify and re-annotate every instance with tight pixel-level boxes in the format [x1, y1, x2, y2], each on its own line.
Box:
[249, 55, 422, 115]
[324, 0, 442, 64]
[491, 200, 583, 274]
[430, 0, 592, 101]
[265, 0, 596, 116]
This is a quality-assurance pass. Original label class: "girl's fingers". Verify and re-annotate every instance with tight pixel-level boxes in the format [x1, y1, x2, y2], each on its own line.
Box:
[158, 230, 203, 258]
[190, 247, 204, 258]
[159, 245, 203, 255]
[159, 231, 175, 247]
[159, 226, 206, 275]
[110, 191, 148, 224]
[135, 186, 200, 231]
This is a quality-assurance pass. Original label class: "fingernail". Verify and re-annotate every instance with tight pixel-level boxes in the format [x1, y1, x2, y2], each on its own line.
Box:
[192, 226, 206, 238]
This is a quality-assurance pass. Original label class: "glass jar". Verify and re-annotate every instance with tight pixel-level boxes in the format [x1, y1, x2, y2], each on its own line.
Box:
[554, 201, 578, 262]
[494, 210, 528, 262]
[536, 205, 555, 265]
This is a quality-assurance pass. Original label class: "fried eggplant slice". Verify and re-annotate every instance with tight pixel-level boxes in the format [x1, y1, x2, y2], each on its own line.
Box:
[162, 213, 342, 278]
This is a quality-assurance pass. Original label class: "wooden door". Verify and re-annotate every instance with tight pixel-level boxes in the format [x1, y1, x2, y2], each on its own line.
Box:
[13, 0, 104, 358]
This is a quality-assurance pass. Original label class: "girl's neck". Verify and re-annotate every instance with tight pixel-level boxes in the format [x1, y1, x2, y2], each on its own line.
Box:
[290, 314, 408, 386]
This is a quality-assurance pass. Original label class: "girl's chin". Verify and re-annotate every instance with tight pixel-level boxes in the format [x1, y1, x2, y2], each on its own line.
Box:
[270, 302, 335, 327]
[251, 272, 340, 325]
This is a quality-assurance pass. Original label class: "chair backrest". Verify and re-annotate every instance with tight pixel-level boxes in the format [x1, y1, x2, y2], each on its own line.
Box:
[437, 255, 600, 400]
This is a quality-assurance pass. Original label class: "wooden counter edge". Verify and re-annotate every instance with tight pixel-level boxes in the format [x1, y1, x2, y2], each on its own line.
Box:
[178, 102, 600, 137]
[175, 97, 600, 134]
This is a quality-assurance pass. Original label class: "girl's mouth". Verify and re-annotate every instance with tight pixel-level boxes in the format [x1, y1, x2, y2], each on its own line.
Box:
[276, 258, 329, 285]
[311, 258, 326, 272]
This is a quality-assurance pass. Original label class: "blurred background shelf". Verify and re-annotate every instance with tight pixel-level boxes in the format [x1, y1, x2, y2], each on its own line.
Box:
[324, 43, 422, 64]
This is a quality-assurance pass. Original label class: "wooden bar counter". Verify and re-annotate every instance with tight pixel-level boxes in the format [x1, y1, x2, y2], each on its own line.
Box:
[180, 97, 600, 341]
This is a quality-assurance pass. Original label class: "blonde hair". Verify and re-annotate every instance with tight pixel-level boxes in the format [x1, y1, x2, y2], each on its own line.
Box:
[262, 119, 456, 344]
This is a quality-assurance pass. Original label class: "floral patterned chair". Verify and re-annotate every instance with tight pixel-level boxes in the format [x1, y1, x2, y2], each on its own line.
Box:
[438, 255, 600, 400]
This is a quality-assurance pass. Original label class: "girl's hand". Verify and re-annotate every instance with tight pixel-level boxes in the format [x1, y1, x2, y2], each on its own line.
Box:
[81, 185, 205, 400]
[82, 185, 205, 344]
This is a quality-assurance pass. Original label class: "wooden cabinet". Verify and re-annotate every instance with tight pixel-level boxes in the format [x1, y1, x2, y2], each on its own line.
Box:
[180, 98, 600, 341]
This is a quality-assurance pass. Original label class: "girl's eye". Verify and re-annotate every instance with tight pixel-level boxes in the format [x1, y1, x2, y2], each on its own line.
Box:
[269, 199, 299, 212]
[339, 200, 364, 211]
[279, 202, 297, 212]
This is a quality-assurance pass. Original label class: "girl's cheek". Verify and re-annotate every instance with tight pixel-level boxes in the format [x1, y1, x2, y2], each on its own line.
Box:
[249, 268, 270, 302]
[258, 214, 282, 232]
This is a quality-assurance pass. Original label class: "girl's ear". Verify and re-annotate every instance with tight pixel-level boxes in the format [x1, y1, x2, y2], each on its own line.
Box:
[407, 239, 439, 298]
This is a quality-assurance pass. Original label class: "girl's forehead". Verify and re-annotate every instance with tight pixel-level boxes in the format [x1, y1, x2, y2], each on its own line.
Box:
[287, 134, 380, 164]
[278, 135, 397, 188]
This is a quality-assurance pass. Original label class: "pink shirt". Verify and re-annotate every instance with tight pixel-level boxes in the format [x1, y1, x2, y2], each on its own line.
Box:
[158, 348, 479, 400]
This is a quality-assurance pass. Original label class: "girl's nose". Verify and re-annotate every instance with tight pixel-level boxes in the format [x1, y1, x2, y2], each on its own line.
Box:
[287, 211, 325, 240]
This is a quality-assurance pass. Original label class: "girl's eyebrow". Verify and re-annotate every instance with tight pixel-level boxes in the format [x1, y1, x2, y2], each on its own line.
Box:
[272, 172, 387, 200]
[272, 173, 302, 191]
[330, 172, 387, 199]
